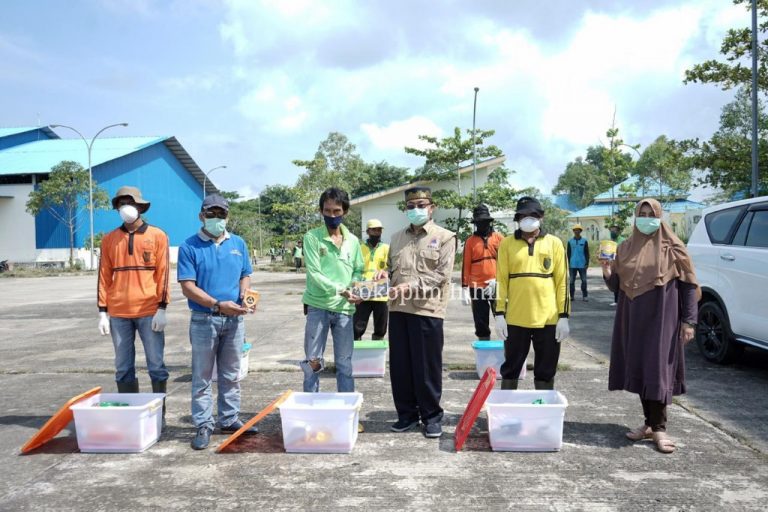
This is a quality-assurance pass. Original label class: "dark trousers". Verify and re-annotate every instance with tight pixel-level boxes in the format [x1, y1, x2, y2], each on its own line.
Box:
[388, 312, 444, 425]
[569, 267, 588, 299]
[641, 398, 668, 432]
[470, 287, 492, 340]
[500, 324, 560, 382]
[353, 300, 388, 340]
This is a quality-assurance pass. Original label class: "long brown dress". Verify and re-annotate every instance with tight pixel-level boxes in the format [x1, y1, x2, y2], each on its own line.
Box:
[605, 274, 698, 404]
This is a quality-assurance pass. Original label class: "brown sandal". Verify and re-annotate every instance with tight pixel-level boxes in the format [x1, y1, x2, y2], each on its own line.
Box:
[625, 425, 652, 441]
[652, 432, 676, 454]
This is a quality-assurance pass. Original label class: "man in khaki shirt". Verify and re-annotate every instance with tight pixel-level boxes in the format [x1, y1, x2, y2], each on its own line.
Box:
[381, 186, 456, 438]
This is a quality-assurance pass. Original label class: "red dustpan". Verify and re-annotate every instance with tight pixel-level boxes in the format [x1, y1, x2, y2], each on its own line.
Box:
[454, 368, 496, 451]
[216, 390, 293, 453]
[20, 386, 102, 454]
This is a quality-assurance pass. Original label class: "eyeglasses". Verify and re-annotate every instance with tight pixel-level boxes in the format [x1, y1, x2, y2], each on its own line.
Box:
[405, 202, 432, 210]
[203, 210, 228, 219]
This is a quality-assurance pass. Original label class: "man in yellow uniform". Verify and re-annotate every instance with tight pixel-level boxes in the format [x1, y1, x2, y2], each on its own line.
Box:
[384, 186, 456, 439]
[353, 219, 389, 340]
[494, 196, 570, 390]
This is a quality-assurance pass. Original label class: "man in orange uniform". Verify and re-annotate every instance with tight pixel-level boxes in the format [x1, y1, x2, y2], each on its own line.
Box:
[461, 204, 504, 340]
[98, 186, 170, 406]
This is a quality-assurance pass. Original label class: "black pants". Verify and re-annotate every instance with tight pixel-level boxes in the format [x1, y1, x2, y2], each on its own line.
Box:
[470, 287, 492, 339]
[641, 398, 668, 432]
[500, 324, 560, 382]
[569, 267, 588, 299]
[388, 312, 444, 425]
[353, 300, 388, 340]
[294, 257, 302, 270]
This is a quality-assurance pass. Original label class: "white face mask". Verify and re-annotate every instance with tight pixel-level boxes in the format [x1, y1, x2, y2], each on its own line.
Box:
[518, 216, 541, 233]
[119, 204, 139, 224]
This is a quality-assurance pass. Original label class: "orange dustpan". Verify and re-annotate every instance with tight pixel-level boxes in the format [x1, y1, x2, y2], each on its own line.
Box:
[216, 390, 293, 453]
[454, 367, 496, 451]
[20, 386, 102, 454]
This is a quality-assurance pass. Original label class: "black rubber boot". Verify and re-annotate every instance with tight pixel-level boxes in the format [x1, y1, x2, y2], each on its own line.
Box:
[534, 379, 555, 390]
[501, 379, 518, 390]
[116, 380, 139, 393]
[151, 380, 167, 430]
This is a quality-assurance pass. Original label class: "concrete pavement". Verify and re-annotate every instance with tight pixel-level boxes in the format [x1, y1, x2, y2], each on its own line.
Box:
[1, 269, 767, 511]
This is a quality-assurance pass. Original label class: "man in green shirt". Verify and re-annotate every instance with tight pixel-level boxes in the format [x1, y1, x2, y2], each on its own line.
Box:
[301, 188, 364, 394]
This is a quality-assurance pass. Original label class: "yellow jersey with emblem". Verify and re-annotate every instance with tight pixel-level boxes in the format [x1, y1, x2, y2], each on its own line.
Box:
[361, 241, 390, 302]
[495, 231, 569, 328]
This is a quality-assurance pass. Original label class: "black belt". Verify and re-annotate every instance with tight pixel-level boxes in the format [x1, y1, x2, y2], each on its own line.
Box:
[508, 273, 552, 279]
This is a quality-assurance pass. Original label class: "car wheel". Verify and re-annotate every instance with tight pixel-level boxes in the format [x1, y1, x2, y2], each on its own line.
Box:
[696, 301, 743, 364]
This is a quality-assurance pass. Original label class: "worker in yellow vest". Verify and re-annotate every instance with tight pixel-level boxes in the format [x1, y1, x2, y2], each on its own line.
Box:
[353, 219, 390, 340]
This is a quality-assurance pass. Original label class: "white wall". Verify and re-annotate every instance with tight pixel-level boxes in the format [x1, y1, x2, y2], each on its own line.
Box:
[359, 168, 495, 243]
[0, 184, 37, 262]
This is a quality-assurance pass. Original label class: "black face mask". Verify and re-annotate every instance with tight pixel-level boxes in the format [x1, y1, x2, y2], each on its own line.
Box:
[610, 231, 618, 240]
[368, 235, 381, 246]
[475, 221, 492, 236]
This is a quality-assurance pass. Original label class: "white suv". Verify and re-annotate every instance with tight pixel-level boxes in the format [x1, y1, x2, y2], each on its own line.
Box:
[687, 196, 768, 363]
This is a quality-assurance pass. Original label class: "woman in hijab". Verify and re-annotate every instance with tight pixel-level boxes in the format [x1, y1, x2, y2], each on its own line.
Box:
[600, 198, 700, 454]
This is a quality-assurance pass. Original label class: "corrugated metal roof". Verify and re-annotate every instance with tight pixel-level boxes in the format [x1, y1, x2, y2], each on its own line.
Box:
[593, 176, 681, 201]
[568, 199, 706, 218]
[0, 126, 59, 140]
[0, 136, 169, 175]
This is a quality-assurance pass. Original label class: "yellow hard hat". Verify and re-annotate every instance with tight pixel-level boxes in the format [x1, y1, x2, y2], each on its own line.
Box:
[572, 224, 583, 231]
[366, 219, 383, 229]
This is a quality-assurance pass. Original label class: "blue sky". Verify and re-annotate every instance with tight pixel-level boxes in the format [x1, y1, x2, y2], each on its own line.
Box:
[0, 0, 747, 198]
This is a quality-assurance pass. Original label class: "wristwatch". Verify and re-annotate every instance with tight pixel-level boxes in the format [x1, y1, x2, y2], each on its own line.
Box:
[212, 300, 221, 314]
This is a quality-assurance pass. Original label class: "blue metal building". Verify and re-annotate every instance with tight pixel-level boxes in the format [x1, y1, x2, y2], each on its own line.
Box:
[0, 126, 216, 264]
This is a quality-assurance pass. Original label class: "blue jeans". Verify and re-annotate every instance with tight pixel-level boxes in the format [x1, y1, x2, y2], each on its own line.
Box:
[189, 312, 245, 429]
[569, 267, 588, 299]
[110, 316, 168, 384]
[301, 306, 354, 393]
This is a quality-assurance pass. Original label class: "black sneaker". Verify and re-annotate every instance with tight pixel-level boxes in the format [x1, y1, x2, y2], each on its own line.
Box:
[191, 427, 212, 450]
[423, 423, 443, 438]
[390, 418, 419, 432]
[220, 420, 258, 435]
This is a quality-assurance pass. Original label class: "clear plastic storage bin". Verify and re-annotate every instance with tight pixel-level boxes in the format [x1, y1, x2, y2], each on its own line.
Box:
[69, 392, 165, 453]
[485, 390, 568, 452]
[352, 340, 388, 377]
[471, 340, 526, 380]
[278, 392, 363, 454]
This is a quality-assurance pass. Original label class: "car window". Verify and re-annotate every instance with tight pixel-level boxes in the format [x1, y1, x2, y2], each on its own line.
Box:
[732, 212, 753, 246]
[745, 210, 768, 248]
[705, 206, 746, 244]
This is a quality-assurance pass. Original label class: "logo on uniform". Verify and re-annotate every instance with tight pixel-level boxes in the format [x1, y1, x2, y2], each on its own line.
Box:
[378, 260, 386, 269]
[143, 251, 151, 263]
[543, 257, 552, 270]
[231, 249, 242, 257]
[428, 238, 440, 249]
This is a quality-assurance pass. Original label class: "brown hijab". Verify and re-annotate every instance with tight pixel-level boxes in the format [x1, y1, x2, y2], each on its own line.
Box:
[614, 198, 700, 300]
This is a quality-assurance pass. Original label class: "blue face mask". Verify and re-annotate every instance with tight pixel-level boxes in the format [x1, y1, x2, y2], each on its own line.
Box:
[324, 215, 343, 229]
[406, 207, 430, 226]
[635, 217, 661, 235]
[204, 218, 227, 237]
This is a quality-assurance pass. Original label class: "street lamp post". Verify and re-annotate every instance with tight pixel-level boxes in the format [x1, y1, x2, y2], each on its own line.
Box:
[49, 123, 128, 270]
[202, 165, 227, 196]
[472, 87, 479, 201]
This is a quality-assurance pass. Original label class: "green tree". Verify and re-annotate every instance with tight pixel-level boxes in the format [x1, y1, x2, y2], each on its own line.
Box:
[600, 124, 638, 216]
[552, 156, 608, 209]
[348, 161, 412, 197]
[682, 88, 768, 196]
[634, 135, 694, 202]
[26, 160, 109, 267]
[684, 0, 768, 92]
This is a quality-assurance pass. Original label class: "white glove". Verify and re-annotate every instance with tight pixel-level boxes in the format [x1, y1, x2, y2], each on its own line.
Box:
[555, 317, 570, 342]
[151, 309, 167, 332]
[98, 312, 110, 336]
[494, 314, 508, 340]
[461, 288, 471, 306]
[482, 279, 497, 300]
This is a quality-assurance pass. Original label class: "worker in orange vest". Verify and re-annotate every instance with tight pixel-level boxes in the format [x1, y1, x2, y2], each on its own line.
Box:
[461, 204, 504, 340]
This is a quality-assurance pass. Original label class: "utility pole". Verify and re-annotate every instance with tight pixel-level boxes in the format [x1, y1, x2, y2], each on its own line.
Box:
[751, 0, 759, 197]
[472, 87, 479, 201]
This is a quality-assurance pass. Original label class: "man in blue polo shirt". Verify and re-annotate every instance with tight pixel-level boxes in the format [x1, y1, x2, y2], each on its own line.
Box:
[177, 193, 255, 450]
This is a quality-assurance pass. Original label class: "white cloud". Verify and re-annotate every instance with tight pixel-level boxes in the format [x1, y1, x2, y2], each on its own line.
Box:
[361, 116, 443, 151]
